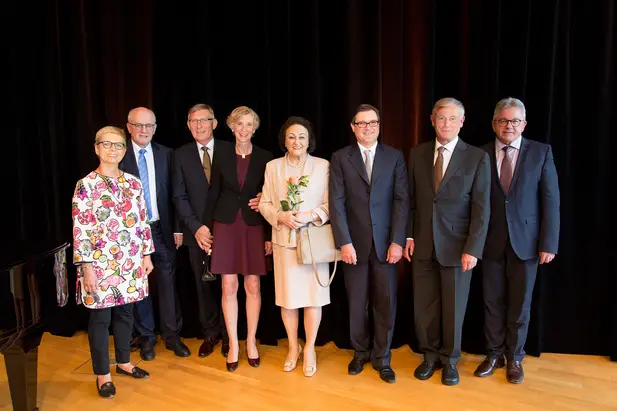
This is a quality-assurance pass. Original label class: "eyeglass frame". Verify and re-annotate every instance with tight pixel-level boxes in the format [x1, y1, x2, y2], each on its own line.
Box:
[353, 120, 380, 128]
[96, 141, 126, 150]
[128, 122, 156, 131]
[188, 117, 215, 125]
[494, 118, 524, 127]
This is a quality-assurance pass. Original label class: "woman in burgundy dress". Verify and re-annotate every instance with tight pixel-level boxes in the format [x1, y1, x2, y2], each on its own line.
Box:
[205, 106, 273, 372]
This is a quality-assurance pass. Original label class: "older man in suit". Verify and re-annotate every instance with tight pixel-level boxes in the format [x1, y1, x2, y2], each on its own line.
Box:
[474, 97, 559, 384]
[120, 107, 190, 360]
[330, 104, 409, 384]
[172, 103, 261, 358]
[404, 97, 491, 386]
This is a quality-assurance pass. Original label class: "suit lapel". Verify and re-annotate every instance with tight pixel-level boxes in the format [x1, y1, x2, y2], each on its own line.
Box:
[123, 142, 139, 176]
[437, 139, 467, 195]
[348, 144, 370, 185]
[509, 137, 528, 190]
[370, 144, 385, 186]
[151, 143, 164, 198]
[422, 143, 436, 194]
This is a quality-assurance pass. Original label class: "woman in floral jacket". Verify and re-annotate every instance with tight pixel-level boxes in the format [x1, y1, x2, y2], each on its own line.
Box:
[72, 126, 154, 398]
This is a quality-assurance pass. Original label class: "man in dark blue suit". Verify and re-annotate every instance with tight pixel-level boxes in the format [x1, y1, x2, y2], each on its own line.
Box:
[474, 98, 560, 384]
[120, 107, 190, 360]
[330, 104, 409, 384]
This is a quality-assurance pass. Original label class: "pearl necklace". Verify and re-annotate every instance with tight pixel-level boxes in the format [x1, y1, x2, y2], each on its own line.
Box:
[285, 153, 307, 168]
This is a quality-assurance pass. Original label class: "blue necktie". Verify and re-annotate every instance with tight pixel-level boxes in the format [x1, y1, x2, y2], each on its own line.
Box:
[138, 148, 153, 219]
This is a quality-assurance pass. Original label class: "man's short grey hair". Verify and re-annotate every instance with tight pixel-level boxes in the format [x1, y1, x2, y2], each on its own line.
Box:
[431, 97, 465, 117]
[493, 97, 526, 120]
[188, 104, 215, 120]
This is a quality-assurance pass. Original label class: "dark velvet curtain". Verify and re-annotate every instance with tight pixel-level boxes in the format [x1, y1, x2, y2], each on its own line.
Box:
[3, 0, 615, 360]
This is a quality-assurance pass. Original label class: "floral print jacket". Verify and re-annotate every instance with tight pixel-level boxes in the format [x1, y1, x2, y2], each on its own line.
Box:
[72, 171, 154, 309]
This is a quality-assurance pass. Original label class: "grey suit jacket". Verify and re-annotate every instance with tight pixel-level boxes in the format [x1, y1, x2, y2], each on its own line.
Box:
[330, 143, 409, 263]
[407, 139, 491, 266]
[481, 138, 560, 260]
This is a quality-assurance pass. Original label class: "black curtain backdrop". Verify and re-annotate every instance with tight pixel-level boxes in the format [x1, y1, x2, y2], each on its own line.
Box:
[4, 0, 615, 361]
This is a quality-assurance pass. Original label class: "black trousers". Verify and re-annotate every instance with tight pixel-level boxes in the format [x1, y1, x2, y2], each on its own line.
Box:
[133, 222, 182, 344]
[482, 240, 539, 361]
[188, 245, 227, 340]
[412, 251, 472, 365]
[88, 303, 133, 375]
[343, 246, 398, 368]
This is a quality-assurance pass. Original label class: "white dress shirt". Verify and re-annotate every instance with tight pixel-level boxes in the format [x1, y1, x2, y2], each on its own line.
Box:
[196, 138, 215, 165]
[495, 136, 521, 178]
[434, 136, 459, 177]
[132, 141, 159, 222]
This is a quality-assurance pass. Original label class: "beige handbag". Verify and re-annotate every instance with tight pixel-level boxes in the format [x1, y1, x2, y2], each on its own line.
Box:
[296, 223, 342, 288]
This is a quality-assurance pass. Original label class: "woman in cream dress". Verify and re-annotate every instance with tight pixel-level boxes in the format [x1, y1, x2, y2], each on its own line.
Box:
[259, 116, 331, 377]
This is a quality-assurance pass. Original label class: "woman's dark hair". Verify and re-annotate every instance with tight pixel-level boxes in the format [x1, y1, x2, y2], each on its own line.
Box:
[278, 116, 317, 154]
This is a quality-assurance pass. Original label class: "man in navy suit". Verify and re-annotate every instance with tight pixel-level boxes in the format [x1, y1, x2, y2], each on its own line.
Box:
[120, 107, 190, 360]
[330, 104, 409, 384]
[474, 97, 560, 384]
[404, 97, 491, 386]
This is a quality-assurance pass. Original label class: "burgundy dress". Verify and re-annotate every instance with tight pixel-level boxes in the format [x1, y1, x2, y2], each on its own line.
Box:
[211, 154, 267, 276]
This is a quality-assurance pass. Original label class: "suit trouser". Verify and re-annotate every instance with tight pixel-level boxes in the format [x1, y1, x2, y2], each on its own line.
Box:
[88, 303, 133, 375]
[188, 245, 227, 341]
[133, 221, 182, 344]
[343, 246, 398, 368]
[412, 251, 472, 365]
[482, 240, 538, 362]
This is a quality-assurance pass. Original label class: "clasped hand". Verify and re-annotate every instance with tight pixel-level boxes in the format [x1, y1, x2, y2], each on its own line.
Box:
[278, 210, 312, 230]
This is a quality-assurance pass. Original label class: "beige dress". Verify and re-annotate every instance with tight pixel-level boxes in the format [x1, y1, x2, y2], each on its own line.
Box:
[259, 155, 331, 309]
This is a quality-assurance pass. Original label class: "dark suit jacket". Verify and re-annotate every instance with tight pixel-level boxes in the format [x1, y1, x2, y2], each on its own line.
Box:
[407, 139, 491, 266]
[204, 144, 272, 236]
[119, 141, 175, 251]
[482, 138, 560, 260]
[172, 139, 233, 247]
[330, 143, 409, 263]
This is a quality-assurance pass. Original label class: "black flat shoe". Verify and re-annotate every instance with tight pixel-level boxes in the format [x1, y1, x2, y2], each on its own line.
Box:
[96, 380, 116, 399]
[115, 365, 150, 379]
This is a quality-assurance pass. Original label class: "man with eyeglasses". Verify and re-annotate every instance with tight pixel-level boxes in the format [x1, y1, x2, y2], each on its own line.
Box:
[404, 97, 491, 386]
[474, 97, 560, 384]
[119, 107, 190, 361]
[330, 103, 409, 383]
[172, 104, 263, 358]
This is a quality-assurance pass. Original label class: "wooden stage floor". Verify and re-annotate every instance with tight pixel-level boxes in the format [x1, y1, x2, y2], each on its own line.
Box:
[1, 332, 616, 411]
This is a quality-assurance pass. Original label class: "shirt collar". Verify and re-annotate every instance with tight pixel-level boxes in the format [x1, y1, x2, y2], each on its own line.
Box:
[196, 138, 215, 152]
[132, 140, 151, 154]
[358, 141, 378, 155]
[495, 135, 522, 151]
[435, 136, 459, 152]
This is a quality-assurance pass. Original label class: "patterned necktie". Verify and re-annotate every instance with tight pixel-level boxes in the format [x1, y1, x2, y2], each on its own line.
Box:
[500, 145, 514, 194]
[202, 146, 211, 183]
[138, 148, 152, 219]
[364, 149, 373, 183]
[434, 146, 445, 193]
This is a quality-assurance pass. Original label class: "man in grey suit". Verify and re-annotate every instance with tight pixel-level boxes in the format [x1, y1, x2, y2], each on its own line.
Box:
[474, 97, 559, 384]
[404, 97, 491, 386]
[330, 104, 409, 384]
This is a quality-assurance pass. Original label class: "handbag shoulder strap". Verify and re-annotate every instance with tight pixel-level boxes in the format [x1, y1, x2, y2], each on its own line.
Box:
[305, 224, 337, 288]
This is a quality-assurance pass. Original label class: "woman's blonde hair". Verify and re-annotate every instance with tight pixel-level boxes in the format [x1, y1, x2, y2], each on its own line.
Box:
[226, 106, 260, 131]
[95, 126, 126, 143]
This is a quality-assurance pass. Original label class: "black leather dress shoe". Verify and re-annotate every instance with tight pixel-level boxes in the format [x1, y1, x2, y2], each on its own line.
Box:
[116, 365, 150, 379]
[474, 355, 505, 377]
[140, 340, 155, 361]
[506, 360, 524, 384]
[348, 357, 369, 375]
[414, 360, 443, 380]
[442, 364, 460, 386]
[246, 342, 260, 368]
[166, 339, 191, 357]
[373, 365, 396, 383]
[221, 340, 230, 358]
[96, 380, 116, 399]
[199, 337, 219, 358]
